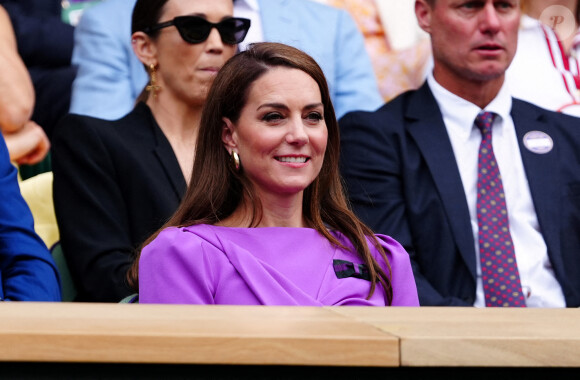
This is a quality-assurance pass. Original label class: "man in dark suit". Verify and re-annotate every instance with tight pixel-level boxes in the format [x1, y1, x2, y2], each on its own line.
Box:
[340, 0, 580, 307]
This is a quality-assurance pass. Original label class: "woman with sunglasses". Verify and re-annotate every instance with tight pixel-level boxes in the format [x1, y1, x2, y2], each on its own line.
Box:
[51, 0, 250, 302]
[128, 42, 419, 306]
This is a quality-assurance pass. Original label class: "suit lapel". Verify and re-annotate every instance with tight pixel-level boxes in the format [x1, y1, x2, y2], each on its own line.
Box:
[511, 100, 563, 271]
[147, 113, 187, 202]
[406, 84, 478, 278]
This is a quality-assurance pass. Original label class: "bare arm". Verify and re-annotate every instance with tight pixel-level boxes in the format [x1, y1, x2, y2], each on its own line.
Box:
[0, 5, 35, 133]
[2, 120, 50, 165]
[0, 6, 49, 165]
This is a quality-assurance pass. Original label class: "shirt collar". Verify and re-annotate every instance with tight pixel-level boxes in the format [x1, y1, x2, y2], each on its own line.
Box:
[427, 72, 512, 140]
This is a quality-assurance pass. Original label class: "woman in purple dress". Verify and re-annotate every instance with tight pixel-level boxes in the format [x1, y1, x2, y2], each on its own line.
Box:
[128, 42, 419, 306]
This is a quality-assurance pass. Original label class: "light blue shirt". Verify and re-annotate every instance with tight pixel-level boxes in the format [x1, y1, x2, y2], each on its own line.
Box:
[69, 0, 382, 120]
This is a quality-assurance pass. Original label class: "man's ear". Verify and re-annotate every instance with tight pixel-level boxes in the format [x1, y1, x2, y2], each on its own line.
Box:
[221, 117, 237, 154]
[131, 31, 157, 67]
[415, 0, 433, 34]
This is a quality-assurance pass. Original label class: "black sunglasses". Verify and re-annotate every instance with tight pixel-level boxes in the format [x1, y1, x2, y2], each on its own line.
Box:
[143, 16, 251, 45]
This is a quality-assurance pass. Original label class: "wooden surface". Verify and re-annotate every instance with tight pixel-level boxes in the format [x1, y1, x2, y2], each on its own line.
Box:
[0, 303, 579, 368]
[332, 307, 580, 367]
[0, 303, 398, 366]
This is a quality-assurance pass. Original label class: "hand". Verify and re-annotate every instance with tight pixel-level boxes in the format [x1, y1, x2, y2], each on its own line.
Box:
[2, 120, 50, 165]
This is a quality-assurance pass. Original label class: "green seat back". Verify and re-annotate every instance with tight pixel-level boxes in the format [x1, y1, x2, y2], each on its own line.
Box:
[50, 242, 78, 302]
[119, 293, 139, 303]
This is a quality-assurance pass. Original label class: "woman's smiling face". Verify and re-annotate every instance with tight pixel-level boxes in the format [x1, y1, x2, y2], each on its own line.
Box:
[222, 66, 328, 198]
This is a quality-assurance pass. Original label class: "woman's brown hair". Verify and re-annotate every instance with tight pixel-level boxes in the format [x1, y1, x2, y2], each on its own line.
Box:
[127, 42, 393, 304]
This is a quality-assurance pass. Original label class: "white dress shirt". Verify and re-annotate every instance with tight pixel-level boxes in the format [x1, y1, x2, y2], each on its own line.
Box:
[427, 73, 566, 308]
[234, 0, 264, 52]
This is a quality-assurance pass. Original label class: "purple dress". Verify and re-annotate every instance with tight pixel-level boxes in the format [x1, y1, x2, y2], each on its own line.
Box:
[139, 225, 419, 306]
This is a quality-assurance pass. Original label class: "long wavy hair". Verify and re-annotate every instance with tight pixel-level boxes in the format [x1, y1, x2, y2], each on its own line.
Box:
[127, 42, 393, 304]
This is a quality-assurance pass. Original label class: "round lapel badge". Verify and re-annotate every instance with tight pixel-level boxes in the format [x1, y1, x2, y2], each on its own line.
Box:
[523, 131, 553, 154]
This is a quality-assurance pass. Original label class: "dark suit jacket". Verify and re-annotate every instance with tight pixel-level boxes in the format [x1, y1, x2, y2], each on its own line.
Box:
[1, 0, 74, 68]
[52, 102, 186, 302]
[339, 82, 580, 307]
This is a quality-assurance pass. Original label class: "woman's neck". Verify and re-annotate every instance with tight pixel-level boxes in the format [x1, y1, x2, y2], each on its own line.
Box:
[147, 95, 202, 136]
[220, 191, 307, 228]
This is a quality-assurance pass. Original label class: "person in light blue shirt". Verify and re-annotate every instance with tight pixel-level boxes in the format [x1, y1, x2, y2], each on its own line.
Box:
[69, 0, 382, 120]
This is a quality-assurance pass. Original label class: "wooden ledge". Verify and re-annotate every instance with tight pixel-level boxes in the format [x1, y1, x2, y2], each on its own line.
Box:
[329, 307, 580, 367]
[0, 303, 398, 366]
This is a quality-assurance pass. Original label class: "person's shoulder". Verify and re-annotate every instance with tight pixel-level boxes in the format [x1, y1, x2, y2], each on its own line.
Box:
[162, 224, 225, 245]
[150, 226, 192, 244]
[143, 226, 206, 253]
[52, 112, 110, 140]
[512, 98, 580, 125]
[328, 230, 406, 264]
[57, 103, 149, 137]
[143, 225, 225, 258]
[79, 0, 136, 20]
[181, 224, 217, 237]
[372, 234, 407, 254]
[270, 0, 350, 25]
[283, 0, 339, 12]
[54, 110, 132, 143]
[302, 0, 358, 28]
[181, 224, 240, 249]
[113, 102, 154, 128]
[339, 88, 421, 129]
[369, 234, 414, 276]
[309, 0, 341, 12]
[74, 0, 136, 39]
[511, 98, 553, 115]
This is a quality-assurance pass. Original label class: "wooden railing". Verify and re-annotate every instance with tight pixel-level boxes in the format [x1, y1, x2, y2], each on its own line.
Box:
[1, 303, 579, 376]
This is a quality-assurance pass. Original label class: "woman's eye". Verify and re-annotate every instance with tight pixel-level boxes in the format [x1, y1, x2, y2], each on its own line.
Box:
[262, 113, 283, 122]
[306, 112, 323, 122]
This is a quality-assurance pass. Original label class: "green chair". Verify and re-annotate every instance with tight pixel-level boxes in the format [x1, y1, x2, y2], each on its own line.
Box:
[18, 153, 52, 181]
[50, 242, 78, 302]
[120, 293, 139, 303]
[50, 242, 139, 303]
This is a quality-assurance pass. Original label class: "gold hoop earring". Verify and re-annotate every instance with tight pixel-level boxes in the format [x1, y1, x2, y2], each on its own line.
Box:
[146, 63, 160, 96]
[232, 151, 240, 171]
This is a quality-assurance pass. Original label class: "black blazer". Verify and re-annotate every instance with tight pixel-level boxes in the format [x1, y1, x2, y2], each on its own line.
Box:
[339, 82, 580, 307]
[52, 102, 186, 302]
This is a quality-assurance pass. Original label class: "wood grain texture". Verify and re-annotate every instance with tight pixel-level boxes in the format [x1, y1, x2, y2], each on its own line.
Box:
[2, 303, 578, 367]
[0, 303, 398, 366]
[328, 307, 580, 367]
